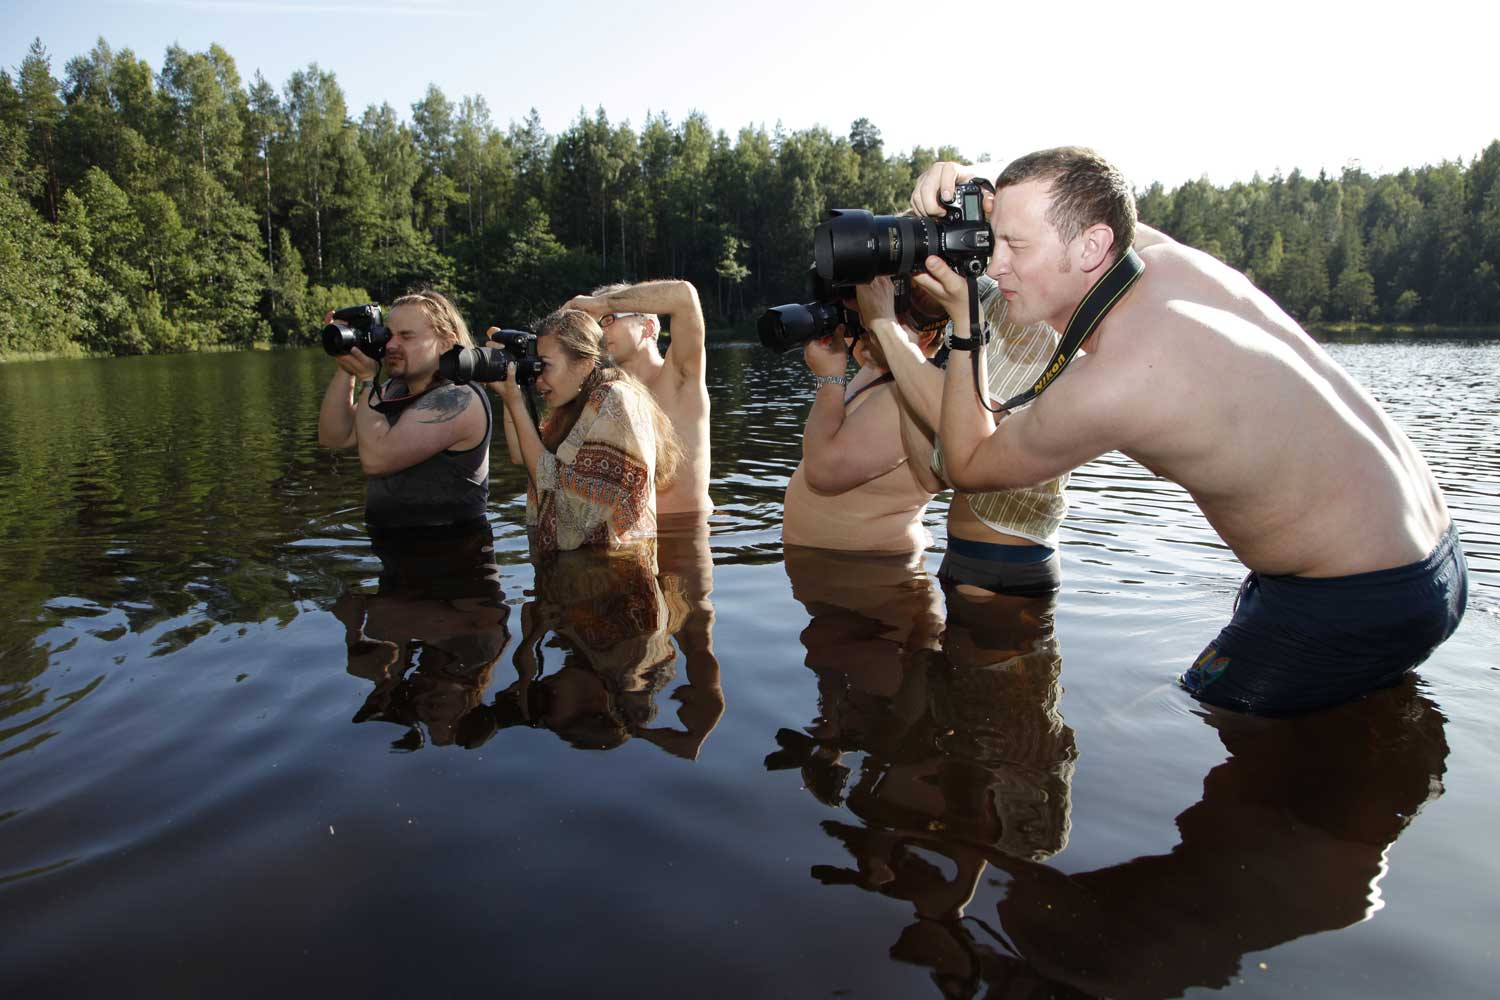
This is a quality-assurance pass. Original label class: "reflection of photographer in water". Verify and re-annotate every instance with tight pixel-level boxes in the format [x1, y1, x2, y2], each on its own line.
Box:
[316, 290, 492, 530]
[334, 522, 509, 751]
[979, 678, 1448, 999]
[491, 309, 682, 553]
[472, 544, 719, 758]
[779, 283, 944, 554]
[773, 546, 1078, 995]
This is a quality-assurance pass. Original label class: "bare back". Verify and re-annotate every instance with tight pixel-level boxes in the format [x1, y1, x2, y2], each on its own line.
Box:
[1071, 241, 1449, 576]
[783, 379, 935, 553]
[645, 355, 713, 515]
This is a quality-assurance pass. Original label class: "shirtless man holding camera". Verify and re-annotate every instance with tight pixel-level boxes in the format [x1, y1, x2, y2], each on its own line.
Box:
[911, 147, 1467, 715]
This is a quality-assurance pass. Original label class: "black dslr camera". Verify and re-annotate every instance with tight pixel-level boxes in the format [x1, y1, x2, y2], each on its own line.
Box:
[758, 267, 916, 355]
[322, 304, 392, 358]
[814, 179, 993, 285]
[758, 268, 862, 354]
[439, 329, 541, 386]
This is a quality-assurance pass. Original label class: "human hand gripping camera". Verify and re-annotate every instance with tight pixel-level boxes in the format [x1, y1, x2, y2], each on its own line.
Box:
[776, 186, 1072, 597]
[447, 309, 682, 554]
[908, 147, 1467, 715]
[315, 293, 493, 531]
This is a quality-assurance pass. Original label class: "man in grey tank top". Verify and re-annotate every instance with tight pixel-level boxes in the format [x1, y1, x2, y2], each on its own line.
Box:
[317, 291, 492, 530]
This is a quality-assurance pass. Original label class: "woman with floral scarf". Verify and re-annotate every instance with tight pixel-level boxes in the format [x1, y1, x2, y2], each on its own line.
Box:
[494, 308, 682, 553]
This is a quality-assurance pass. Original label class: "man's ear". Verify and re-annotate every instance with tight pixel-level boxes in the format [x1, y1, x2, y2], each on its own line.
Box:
[1079, 223, 1116, 273]
[1080, 223, 1116, 274]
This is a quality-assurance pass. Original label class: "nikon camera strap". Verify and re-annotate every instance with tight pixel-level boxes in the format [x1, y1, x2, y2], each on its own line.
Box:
[993, 246, 1144, 412]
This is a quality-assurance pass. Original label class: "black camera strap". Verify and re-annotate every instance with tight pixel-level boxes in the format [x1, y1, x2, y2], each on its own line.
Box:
[987, 246, 1144, 413]
[947, 273, 991, 352]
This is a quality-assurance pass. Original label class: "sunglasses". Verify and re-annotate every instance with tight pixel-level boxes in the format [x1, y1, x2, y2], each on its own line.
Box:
[600, 312, 644, 329]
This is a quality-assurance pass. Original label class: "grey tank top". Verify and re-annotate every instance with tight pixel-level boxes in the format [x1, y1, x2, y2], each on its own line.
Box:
[364, 381, 492, 529]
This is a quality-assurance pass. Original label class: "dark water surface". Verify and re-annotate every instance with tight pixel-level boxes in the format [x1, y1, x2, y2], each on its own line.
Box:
[1, 343, 1496, 998]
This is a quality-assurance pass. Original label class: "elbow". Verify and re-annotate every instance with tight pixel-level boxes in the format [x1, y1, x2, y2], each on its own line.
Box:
[946, 460, 987, 493]
[359, 452, 395, 477]
[659, 280, 702, 319]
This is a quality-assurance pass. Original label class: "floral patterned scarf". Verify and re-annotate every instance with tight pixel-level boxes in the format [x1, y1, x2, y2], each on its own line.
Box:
[528, 380, 658, 552]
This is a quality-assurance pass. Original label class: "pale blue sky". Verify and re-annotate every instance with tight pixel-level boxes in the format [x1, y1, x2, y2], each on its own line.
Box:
[3, 0, 1494, 188]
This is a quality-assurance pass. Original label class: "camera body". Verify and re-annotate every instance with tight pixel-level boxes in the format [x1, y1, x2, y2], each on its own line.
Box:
[439, 329, 541, 386]
[322, 304, 392, 358]
[758, 268, 863, 354]
[814, 179, 993, 285]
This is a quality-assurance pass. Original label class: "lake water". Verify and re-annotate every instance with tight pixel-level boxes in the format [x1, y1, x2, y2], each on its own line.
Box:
[1, 341, 1496, 998]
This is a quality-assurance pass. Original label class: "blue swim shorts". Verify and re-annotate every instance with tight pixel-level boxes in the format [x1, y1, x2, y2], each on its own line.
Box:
[937, 536, 1061, 598]
[1180, 523, 1468, 715]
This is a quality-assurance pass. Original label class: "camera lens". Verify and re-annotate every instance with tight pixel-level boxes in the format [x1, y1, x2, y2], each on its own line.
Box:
[439, 346, 513, 385]
[815, 211, 938, 285]
[757, 301, 853, 354]
[758, 305, 815, 354]
[322, 322, 358, 356]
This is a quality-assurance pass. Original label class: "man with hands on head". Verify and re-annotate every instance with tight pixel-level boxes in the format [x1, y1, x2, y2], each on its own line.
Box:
[854, 275, 1068, 599]
[909, 147, 1467, 716]
[563, 280, 713, 517]
[317, 290, 492, 530]
[782, 298, 941, 554]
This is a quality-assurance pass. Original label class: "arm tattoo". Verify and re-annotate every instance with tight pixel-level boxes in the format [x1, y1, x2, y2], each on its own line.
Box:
[414, 386, 473, 424]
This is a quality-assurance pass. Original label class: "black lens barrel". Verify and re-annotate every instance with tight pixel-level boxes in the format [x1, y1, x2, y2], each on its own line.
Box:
[815, 211, 942, 285]
[439, 346, 512, 384]
[321, 322, 358, 356]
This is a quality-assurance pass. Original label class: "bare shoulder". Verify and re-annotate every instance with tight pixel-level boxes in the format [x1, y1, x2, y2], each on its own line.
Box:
[1138, 238, 1213, 276]
[412, 383, 478, 424]
[1137, 240, 1259, 305]
[847, 376, 900, 422]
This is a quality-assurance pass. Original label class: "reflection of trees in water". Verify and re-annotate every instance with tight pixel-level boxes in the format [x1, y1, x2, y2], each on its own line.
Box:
[0, 354, 387, 761]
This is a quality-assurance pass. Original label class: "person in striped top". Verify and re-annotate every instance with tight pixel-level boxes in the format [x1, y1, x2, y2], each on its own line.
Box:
[858, 276, 1069, 599]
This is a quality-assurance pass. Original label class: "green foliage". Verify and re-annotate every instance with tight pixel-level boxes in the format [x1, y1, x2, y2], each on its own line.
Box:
[457, 197, 599, 325]
[302, 283, 374, 345]
[4, 35, 1498, 361]
[0, 176, 91, 357]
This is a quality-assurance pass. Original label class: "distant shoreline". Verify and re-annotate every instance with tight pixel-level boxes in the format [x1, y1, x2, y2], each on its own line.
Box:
[1306, 323, 1500, 341]
[5, 325, 1499, 364]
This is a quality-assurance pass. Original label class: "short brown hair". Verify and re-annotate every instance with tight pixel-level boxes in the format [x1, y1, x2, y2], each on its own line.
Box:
[997, 147, 1136, 259]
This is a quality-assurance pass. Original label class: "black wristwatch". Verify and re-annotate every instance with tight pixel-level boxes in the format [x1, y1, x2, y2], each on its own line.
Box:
[945, 324, 990, 352]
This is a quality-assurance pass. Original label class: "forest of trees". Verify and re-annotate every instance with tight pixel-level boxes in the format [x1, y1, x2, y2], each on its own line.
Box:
[3, 37, 1498, 359]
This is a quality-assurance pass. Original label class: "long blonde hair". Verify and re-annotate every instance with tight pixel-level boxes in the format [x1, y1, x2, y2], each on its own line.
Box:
[391, 289, 474, 350]
[536, 309, 683, 489]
